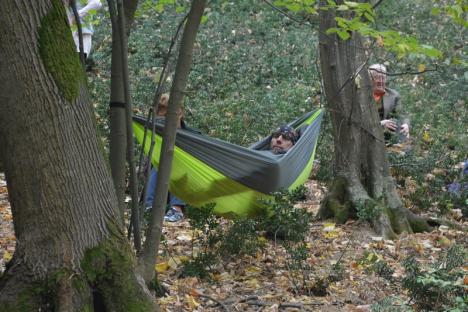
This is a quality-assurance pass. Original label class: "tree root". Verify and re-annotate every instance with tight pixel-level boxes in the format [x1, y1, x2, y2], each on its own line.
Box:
[425, 217, 467, 232]
[318, 176, 432, 239]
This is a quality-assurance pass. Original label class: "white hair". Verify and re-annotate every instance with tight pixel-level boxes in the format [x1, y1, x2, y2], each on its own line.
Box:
[369, 64, 387, 74]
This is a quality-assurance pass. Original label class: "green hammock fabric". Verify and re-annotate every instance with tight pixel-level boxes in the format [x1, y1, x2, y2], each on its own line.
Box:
[133, 109, 323, 217]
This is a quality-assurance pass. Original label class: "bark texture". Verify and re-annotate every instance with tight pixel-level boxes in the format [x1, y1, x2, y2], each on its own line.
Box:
[0, 1, 157, 310]
[317, 1, 430, 239]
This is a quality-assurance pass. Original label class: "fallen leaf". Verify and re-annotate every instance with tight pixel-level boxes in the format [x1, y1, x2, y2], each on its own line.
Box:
[185, 294, 200, 309]
[3, 251, 12, 262]
[155, 262, 169, 273]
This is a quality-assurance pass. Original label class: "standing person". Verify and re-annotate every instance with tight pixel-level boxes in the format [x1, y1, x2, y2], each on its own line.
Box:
[63, 0, 102, 61]
[369, 64, 410, 140]
[145, 94, 186, 222]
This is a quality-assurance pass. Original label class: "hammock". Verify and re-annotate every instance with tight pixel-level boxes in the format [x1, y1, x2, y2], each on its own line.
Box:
[133, 108, 323, 217]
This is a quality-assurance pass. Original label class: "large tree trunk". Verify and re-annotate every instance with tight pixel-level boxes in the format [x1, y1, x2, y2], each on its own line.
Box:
[0, 1, 157, 310]
[317, 1, 430, 239]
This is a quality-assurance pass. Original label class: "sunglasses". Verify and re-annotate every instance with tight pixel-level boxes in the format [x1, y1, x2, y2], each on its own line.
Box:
[272, 130, 296, 142]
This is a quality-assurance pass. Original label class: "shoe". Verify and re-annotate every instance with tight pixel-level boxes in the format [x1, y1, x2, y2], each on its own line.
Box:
[164, 207, 184, 222]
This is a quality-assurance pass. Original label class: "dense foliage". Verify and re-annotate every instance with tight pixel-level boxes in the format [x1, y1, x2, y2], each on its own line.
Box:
[89, 0, 466, 214]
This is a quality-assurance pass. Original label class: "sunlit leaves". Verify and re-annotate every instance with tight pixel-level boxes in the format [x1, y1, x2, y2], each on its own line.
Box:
[273, 0, 318, 14]
[273, 0, 445, 59]
[432, 0, 468, 27]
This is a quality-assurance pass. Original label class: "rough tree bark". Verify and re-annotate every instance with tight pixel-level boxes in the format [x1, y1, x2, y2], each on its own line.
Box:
[0, 0, 157, 310]
[317, 0, 430, 239]
[138, 0, 207, 284]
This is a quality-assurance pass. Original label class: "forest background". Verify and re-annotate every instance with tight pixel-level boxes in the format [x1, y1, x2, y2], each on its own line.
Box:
[0, 0, 466, 311]
[90, 0, 466, 214]
[84, 0, 466, 309]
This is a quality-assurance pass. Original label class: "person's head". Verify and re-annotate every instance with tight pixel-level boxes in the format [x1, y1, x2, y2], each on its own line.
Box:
[155, 93, 185, 128]
[155, 93, 170, 117]
[369, 64, 387, 95]
[270, 125, 298, 154]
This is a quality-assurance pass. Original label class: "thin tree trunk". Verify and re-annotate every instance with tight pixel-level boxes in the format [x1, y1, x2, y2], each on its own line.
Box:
[108, 0, 140, 227]
[317, 0, 430, 239]
[138, 0, 207, 284]
[108, 0, 128, 225]
[114, 0, 142, 251]
[0, 1, 157, 309]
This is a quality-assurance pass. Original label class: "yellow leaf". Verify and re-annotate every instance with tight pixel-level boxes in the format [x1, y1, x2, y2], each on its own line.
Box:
[155, 262, 169, 273]
[422, 130, 432, 144]
[244, 278, 260, 288]
[376, 35, 384, 47]
[245, 266, 262, 276]
[324, 231, 340, 239]
[418, 64, 426, 72]
[3, 251, 12, 262]
[185, 294, 200, 309]
[438, 236, 452, 247]
[167, 256, 189, 269]
[323, 223, 336, 231]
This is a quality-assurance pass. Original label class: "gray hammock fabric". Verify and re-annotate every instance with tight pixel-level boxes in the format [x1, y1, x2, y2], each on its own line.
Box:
[134, 109, 323, 194]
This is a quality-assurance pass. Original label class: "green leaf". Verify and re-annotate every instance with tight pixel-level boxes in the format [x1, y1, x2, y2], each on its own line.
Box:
[201, 15, 208, 24]
[431, 8, 441, 16]
[155, 3, 164, 13]
[286, 4, 302, 12]
[364, 12, 374, 23]
[336, 30, 350, 40]
[344, 1, 359, 8]
[337, 4, 348, 11]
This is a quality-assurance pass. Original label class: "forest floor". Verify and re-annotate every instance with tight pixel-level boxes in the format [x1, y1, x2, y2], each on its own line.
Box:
[0, 174, 466, 311]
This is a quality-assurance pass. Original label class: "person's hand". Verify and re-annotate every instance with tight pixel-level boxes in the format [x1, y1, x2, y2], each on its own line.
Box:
[380, 119, 397, 131]
[400, 123, 410, 138]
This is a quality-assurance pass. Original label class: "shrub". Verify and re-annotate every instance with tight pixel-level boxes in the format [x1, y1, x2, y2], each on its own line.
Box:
[402, 244, 467, 311]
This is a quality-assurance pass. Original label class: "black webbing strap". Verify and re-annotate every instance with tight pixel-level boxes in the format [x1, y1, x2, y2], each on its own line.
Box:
[110, 101, 126, 108]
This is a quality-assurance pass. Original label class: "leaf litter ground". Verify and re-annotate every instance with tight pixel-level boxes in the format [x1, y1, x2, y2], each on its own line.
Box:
[0, 175, 466, 311]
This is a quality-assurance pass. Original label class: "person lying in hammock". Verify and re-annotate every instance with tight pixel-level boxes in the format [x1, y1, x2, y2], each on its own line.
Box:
[269, 125, 298, 154]
[145, 93, 186, 222]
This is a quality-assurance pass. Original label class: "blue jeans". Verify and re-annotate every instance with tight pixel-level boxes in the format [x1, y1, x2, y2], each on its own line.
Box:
[145, 168, 185, 207]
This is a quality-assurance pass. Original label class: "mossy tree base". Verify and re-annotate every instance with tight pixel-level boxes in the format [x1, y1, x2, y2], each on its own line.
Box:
[0, 235, 159, 312]
[318, 175, 431, 240]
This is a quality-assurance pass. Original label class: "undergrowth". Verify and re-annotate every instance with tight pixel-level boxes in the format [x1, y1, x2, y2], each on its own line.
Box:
[181, 186, 315, 295]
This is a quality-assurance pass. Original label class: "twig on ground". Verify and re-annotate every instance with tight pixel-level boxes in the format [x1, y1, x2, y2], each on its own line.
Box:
[197, 293, 230, 312]
[235, 295, 259, 304]
[279, 302, 304, 310]
[246, 300, 274, 307]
